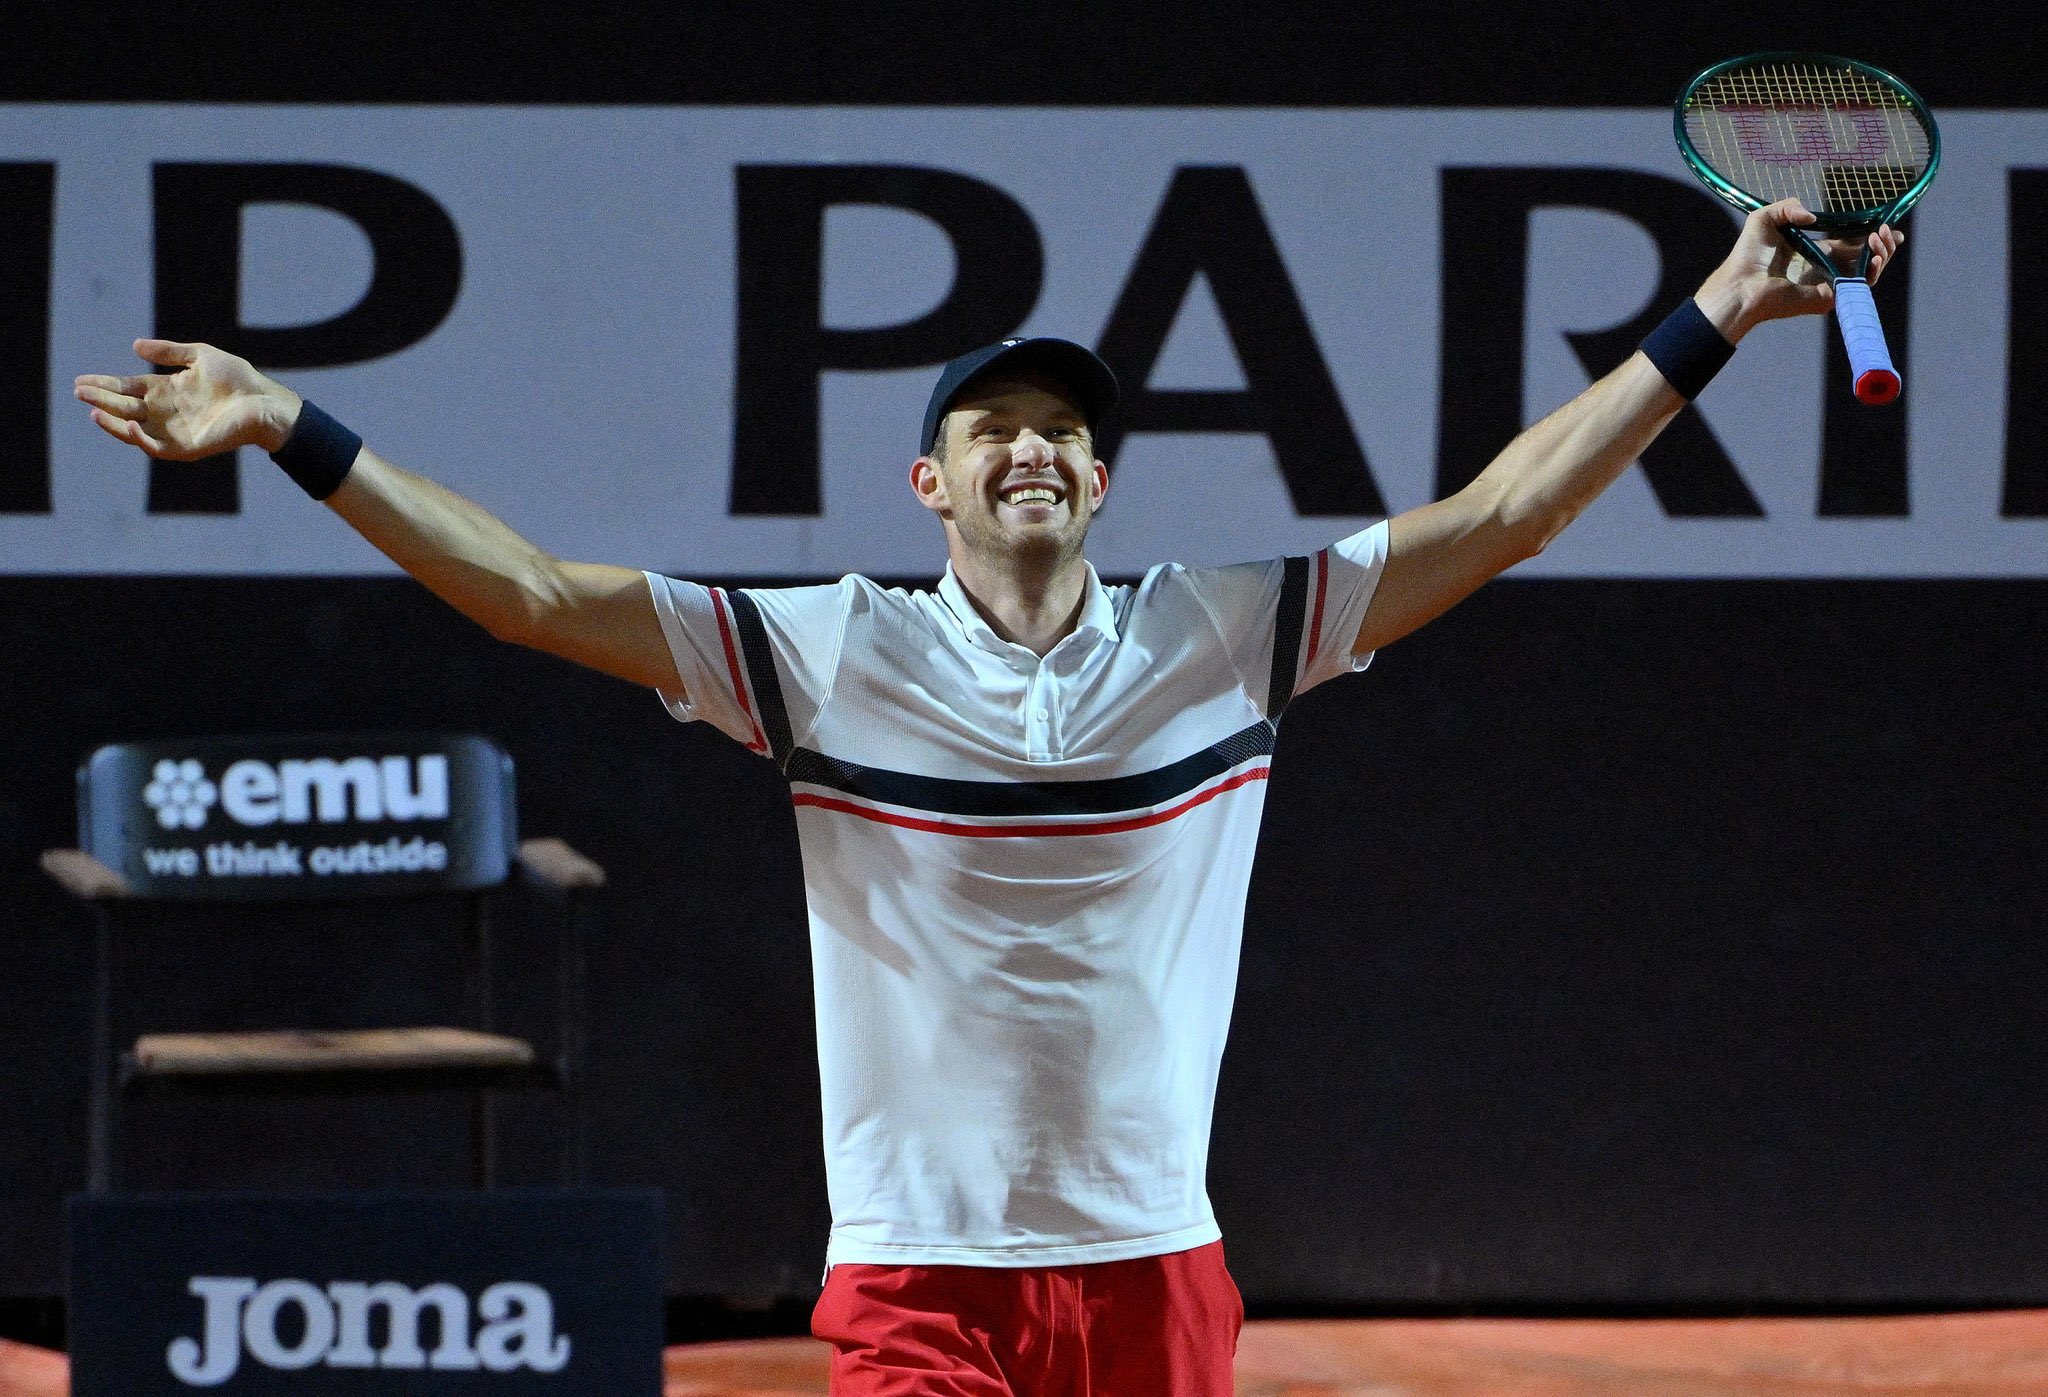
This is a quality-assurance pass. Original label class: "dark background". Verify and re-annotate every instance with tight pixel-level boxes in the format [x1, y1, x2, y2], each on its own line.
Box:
[4, 0, 2041, 1331]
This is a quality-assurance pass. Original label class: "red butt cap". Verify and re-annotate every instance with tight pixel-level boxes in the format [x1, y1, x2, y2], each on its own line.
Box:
[1854, 369, 1901, 406]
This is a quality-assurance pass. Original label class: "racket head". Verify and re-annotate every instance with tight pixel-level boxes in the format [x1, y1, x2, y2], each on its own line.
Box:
[1675, 52, 1939, 233]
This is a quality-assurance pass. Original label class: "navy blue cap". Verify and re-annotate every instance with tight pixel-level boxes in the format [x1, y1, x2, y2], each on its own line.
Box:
[919, 338, 1119, 456]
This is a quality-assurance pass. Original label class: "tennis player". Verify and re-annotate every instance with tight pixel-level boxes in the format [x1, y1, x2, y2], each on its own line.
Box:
[77, 197, 1896, 1395]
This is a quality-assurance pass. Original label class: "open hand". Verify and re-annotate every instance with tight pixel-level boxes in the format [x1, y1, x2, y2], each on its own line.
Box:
[74, 340, 301, 459]
[1696, 199, 1904, 338]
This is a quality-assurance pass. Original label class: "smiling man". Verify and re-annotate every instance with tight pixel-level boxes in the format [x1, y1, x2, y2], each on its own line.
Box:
[908, 343, 1117, 652]
[77, 198, 1896, 1395]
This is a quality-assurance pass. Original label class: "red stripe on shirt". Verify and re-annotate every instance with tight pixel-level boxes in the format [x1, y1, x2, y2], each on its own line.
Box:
[790, 765, 1270, 837]
[710, 588, 769, 755]
[1304, 547, 1329, 672]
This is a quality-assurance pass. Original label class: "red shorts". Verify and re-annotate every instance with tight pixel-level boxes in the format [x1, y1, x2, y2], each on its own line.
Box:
[811, 1241, 1242, 1396]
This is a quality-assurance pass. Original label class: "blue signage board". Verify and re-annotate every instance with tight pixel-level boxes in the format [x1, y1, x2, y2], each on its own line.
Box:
[67, 1190, 663, 1394]
[78, 733, 516, 900]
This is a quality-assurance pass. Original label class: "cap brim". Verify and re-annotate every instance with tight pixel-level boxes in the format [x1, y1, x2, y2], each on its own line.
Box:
[922, 338, 1120, 455]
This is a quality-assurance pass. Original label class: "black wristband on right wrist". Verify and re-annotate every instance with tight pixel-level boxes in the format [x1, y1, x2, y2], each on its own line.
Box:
[268, 400, 362, 500]
[1639, 298, 1736, 401]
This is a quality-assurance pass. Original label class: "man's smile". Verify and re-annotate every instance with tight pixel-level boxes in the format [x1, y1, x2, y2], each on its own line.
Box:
[996, 479, 1068, 510]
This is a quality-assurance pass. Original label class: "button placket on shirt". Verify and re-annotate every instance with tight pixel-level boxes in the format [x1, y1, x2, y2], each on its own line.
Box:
[1023, 634, 1094, 762]
[1023, 656, 1058, 762]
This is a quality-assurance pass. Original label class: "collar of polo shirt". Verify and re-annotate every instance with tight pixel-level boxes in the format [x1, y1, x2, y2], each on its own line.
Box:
[936, 563, 1120, 658]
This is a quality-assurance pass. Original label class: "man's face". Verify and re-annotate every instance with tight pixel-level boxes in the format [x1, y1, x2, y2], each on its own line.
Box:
[911, 375, 1109, 566]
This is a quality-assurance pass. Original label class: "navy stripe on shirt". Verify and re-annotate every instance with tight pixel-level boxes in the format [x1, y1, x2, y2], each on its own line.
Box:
[784, 722, 1275, 818]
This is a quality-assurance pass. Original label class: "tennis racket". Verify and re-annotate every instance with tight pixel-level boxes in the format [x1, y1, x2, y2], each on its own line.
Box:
[1676, 52, 1939, 405]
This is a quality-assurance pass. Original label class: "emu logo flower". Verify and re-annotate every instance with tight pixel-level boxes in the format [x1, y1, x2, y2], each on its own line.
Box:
[144, 760, 217, 830]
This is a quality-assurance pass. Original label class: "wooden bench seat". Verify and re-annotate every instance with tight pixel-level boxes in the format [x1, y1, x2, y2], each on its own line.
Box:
[131, 1027, 536, 1076]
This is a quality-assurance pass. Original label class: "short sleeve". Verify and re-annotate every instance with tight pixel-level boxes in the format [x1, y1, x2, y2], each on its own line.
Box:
[1180, 520, 1390, 719]
[642, 573, 853, 762]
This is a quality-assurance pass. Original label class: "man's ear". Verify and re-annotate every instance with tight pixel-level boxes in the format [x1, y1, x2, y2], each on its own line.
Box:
[1088, 460, 1110, 512]
[910, 455, 951, 515]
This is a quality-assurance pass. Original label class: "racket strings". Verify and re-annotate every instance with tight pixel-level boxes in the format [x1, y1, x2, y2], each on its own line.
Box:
[1685, 60, 1930, 218]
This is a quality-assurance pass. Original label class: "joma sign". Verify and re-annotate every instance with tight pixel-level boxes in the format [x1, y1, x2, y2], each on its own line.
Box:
[66, 1190, 664, 1397]
[168, 1275, 569, 1386]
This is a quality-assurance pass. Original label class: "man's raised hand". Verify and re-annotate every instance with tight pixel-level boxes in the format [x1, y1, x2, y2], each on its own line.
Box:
[74, 340, 302, 460]
[1695, 198, 1905, 339]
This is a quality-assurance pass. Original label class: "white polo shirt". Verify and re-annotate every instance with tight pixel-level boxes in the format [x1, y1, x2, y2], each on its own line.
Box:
[647, 522, 1388, 1269]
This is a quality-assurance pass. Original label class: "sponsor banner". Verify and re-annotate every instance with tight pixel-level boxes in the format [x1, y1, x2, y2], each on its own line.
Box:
[67, 1189, 663, 1394]
[79, 733, 514, 899]
[3, 106, 2043, 577]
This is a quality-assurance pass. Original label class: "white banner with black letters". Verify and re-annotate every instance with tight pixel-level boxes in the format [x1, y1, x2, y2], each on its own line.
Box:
[4, 106, 2041, 576]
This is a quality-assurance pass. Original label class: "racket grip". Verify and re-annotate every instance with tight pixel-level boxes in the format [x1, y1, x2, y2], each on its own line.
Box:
[1833, 278, 1901, 405]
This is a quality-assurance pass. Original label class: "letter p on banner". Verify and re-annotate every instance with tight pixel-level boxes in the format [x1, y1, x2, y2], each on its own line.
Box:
[148, 163, 463, 515]
[730, 165, 1045, 515]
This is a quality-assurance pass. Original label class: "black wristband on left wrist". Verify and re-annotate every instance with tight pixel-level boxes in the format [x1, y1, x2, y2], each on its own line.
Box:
[1639, 298, 1737, 401]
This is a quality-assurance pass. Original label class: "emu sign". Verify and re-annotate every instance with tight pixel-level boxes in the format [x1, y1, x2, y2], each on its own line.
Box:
[68, 1190, 663, 1395]
[78, 733, 515, 899]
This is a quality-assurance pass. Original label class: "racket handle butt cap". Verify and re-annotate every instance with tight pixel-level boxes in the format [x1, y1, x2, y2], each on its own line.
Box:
[1854, 369, 1901, 406]
[1832, 278, 1902, 407]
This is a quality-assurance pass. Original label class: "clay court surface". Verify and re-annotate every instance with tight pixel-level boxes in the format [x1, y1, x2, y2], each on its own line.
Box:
[13, 1310, 2048, 1395]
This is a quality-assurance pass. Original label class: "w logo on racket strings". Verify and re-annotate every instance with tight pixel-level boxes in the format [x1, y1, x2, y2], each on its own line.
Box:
[141, 754, 451, 829]
[1729, 109, 1897, 167]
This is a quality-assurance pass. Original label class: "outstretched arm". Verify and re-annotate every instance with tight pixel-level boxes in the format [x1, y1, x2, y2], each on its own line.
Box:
[1352, 198, 1904, 656]
[74, 340, 683, 694]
